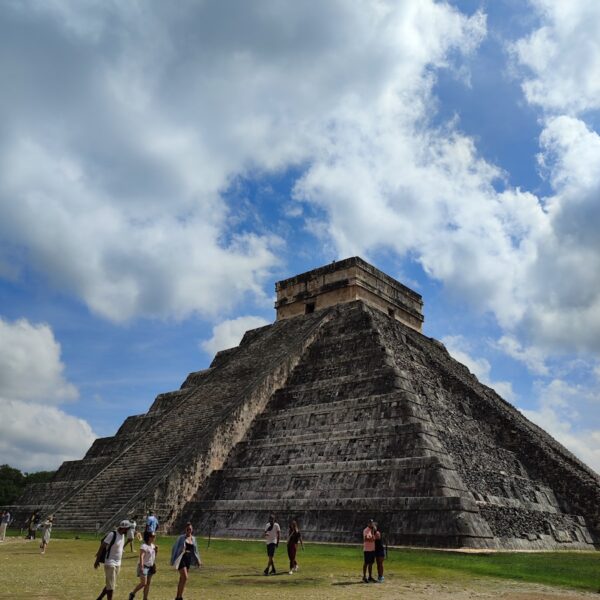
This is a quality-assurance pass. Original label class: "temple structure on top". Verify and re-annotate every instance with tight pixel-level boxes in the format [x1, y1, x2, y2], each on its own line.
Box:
[7, 257, 600, 550]
[275, 257, 424, 331]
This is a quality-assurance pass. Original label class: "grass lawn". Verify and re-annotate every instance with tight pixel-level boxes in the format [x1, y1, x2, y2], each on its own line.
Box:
[0, 530, 598, 599]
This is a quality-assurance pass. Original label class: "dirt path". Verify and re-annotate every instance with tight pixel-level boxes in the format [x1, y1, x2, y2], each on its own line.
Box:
[322, 580, 598, 600]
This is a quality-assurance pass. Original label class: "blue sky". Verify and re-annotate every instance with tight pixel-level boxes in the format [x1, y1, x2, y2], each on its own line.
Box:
[1, 1, 599, 472]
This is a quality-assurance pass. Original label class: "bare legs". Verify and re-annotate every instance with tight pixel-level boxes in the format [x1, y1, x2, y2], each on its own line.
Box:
[130, 574, 152, 599]
[176, 566, 188, 598]
[376, 556, 384, 579]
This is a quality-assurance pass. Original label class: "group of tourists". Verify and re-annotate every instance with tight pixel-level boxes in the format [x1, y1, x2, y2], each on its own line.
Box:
[17, 511, 53, 553]
[90, 512, 310, 599]
[4, 508, 387, 597]
[92, 515, 200, 600]
[261, 514, 304, 576]
[94, 511, 164, 600]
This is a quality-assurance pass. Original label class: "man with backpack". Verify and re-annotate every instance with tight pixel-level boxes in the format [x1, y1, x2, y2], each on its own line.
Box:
[94, 520, 131, 600]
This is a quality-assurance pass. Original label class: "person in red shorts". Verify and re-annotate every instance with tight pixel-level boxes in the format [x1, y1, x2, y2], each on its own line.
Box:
[362, 518, 376, 583]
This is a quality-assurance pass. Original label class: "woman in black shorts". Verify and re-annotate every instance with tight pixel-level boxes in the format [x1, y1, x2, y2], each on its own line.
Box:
[170, 522, 202, 600]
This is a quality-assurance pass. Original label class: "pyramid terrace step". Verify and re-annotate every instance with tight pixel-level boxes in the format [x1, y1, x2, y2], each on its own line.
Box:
[255, 391, 426, 420]
[276, 369, 396, 392]
[215, 484, 468, 501]
[245, 419, 438, 444]
[195, 495, 480, 512]
[228, 444, 445, 467]
[219, 456, 456, 477]
[237, 421, 439, 448]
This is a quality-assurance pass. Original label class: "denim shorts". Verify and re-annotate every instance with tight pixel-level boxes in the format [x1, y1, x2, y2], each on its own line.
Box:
[136, 564, 153, 578]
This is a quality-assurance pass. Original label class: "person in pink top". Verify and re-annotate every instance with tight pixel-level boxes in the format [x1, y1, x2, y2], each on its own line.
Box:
[362, 518, 376, 583]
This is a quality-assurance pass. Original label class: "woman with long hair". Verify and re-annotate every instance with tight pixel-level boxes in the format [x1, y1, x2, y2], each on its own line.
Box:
[287, 519, 304, 575]
[128, 531, 157, 600]
[170, 522, 201, 600]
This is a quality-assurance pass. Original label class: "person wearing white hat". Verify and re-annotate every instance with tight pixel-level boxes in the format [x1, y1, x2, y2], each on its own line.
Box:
[94, 519, 131, 600]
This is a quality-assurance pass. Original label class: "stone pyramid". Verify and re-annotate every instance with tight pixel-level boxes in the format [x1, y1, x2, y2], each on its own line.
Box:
[12, 258, 600, 549]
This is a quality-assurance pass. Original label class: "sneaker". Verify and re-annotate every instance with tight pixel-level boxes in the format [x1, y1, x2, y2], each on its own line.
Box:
[362, 577, 369, 583]
[293, 565, 299, 572]
[263, 568, 269, 576]
[129, 593, 135, 600]
[378, 576, 385, 583]
[288, 570, 293, 575]
[368, 576, 377, 583]
[270, 568, 276, 575]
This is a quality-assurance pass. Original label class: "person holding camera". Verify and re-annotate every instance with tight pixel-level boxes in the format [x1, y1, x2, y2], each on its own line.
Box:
[128, 531, 158, 600]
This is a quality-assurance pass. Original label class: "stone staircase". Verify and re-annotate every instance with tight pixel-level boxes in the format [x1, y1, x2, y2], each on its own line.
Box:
[48, 308, 334, 531]
[180, 302, 495, 547]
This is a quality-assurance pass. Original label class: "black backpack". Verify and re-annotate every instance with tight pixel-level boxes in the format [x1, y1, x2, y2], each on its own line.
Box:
[97, 531, 117, 564]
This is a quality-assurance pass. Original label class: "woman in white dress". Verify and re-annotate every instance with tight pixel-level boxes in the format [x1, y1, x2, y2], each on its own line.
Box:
[40, 516, 53, 554]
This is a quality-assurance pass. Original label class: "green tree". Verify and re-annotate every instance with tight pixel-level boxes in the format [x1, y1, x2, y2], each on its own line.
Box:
[0, 464, 25, 505]
[0, 465, 55, 505]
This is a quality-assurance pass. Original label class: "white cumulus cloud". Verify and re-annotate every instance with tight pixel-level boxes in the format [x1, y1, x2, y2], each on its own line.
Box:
[201, 315, 270, 356]
[0, 317, 95, 471]
[512, 0, 600, 115]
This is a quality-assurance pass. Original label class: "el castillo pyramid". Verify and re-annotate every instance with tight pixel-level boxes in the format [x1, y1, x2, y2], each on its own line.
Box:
[12, 258, 600, 549]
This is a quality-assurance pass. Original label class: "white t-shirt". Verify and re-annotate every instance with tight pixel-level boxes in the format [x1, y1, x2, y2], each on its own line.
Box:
[264, 522, 280, 544]
[127, 521, 137, 540]
[102, 531, 125, 567]
[140, 543, 156, 567]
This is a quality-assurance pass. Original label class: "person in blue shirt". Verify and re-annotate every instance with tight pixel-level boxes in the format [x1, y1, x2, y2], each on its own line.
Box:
[144, 511, 158, 543]
[170, 522, 201, 600]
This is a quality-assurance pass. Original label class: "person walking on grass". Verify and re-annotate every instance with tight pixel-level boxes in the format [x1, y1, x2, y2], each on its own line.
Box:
[263, 513, 280, 575]
[171, 522, 201, 600]
[26, 511, 39, 540]
[94, 519, 131, 600]
[39, 515, 53, 554]
[0, 510, 10, 541]
[125, 516, 138, 553]
[362, 518, 376, 583]
[373, 521, 385, 583]
[128, 531, 158, 600]
[287, 519, 304, 574]
[144, 510, 158, 543]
